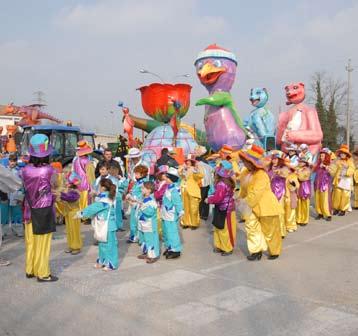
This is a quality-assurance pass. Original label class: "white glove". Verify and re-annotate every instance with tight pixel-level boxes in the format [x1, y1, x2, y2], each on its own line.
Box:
[73, 211, 83, 219]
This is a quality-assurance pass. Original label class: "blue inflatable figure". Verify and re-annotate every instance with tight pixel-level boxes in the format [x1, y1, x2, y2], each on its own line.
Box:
[245, 88, 276, 150]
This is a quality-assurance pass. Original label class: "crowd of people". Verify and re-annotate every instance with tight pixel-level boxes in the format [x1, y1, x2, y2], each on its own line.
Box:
[0, 133, 358, 282]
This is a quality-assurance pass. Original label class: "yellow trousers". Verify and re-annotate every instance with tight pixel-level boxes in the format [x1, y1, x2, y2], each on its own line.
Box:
[296, 198, 310, 224]
[259, 215, 282, 256]
[182, 189, 200, 228]
[79, 190, 89, 211]
[65, 212, 82, 250]
[278, 198, 286, 237]
[157, 208, 162, 239]
[284, 202, 297, 232]
[332, 187, 351, 212]
[315, 190, 331, 218]
[213, 211, 237, 253]
[354, 185, 358, 208]
[25, 223, 52, 278]
[245, 213, 267, 254]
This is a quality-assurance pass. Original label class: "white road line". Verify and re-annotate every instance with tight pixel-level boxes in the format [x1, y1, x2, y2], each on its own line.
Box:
[201, 221, 358, 273]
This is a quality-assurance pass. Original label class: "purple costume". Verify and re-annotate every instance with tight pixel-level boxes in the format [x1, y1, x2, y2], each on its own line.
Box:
[268, 169, 286, 201]
[72, 156, 91, 192]
[207, 181, 235, 211]
[21, 165, 55, 223]
[314, 167, 332, 192]
[298, 180, 312, 200]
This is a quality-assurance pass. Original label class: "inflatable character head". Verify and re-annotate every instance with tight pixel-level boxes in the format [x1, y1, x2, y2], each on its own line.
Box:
[250, 88, 268, 108]
[194, 44, 237, 93]
[285, 82, 305, 105]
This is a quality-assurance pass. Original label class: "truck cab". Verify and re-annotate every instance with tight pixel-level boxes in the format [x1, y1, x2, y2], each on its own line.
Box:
[20, 125, 102, 166]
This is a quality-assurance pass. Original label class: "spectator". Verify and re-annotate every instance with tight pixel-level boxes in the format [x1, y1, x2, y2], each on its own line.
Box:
[155, 148, 179, 171]
[95, 148, 122, 178]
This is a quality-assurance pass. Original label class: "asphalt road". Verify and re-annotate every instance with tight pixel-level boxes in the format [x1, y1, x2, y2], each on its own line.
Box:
[1, 209, 358, 336]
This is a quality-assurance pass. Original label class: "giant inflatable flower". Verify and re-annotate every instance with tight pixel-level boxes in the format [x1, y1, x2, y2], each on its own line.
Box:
[138, 83, 192, 123]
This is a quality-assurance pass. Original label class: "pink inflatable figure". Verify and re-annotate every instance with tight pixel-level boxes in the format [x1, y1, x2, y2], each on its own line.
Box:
[276, 82, 323, 155]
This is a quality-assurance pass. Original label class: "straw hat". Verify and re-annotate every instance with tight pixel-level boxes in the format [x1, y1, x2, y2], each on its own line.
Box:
[238, 144, 265, 169]
[336, 144, 351, 158]
[125, 147, 142, 159]
[76, 140, 93, 157]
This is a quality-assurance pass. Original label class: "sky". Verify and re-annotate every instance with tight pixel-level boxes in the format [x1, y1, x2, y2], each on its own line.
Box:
[0, 0, 357, 136]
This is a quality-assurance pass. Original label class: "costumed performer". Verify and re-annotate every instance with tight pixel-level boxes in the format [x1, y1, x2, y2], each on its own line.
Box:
[238, 145, 283, 260]
[154, 165, 169, 238]
[353, 149, 358, 210]
[22, 134, 58, 282]
[296, 153, 312, 226]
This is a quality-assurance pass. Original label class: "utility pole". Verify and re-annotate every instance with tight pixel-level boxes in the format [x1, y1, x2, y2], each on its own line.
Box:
[33, 90, 46, 107]
[346, 59, 353, 147]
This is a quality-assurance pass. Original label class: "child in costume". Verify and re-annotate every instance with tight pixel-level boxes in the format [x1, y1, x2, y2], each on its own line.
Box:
[79, 179, 118, 271]
[284, 159, 300, 232]
[238, 145, 283, 260]
[92, 162, 117, 196]
[161, 167, 184, 259]
[7, 154, 24, 237]
[207, 161, 236, 256]
[296, 153, 312, 226]
[331, 144, 355, 216]
[353, 149, 358, 210]
[314, 148, 333, 221]
[126, 165, 149, 243]
[180, 155, 203, 230]
[137, 181, 160, 263]
[267, 150, 288, 237]
[154, 165, 169, 238]
[58, 172, 83, 255]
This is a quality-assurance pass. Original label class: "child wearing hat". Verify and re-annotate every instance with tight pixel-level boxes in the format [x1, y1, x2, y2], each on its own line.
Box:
[284, 160, 300, 232]
[137, 181, 160, 263]
[296, 153, 312, 226]
[313, 148, 333, 221]
[353, 149, 358, 210]
[161, 167, 184, 259]
[126, 164, 149, 243]
[331, 145, 355, 216]
[79, 179, 118, 271]
[154, 165, 169, 238]
[57, 172, 83, 255]
[267, 150, 288, 237]
[180, 155, 203, 230]
[206, 160, 237, 256]
[238, 145, 283, 260]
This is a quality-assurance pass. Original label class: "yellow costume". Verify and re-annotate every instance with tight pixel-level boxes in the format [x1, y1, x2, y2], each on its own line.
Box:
[25, 223, 52, 278]
[331, 158, 354, 212]
[296, 166, 311, 225]
[244, 169, 283, 256]
[354, 168, 358, 209]
[285, 172, 299, 232]
[181, 168, 203, 228]
[238, 167, 267, 254]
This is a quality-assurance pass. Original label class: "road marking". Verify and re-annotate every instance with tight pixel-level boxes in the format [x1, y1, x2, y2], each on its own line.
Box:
[137, 269, 206, 290]
[201, 285, 275, 313]
[201, 221, 358, 273]
[272, 306, 358, 336]
[166, 302, 229, 326]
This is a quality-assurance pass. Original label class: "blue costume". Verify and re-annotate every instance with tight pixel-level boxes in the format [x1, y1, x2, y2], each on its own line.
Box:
[245, 87, 275, 149]
[81, 192, 119, 269]
[115, 177, 128, 230]
[161, 183, 184, 252]
[137, 194, 160, 258]
[128, 177, 148, 242]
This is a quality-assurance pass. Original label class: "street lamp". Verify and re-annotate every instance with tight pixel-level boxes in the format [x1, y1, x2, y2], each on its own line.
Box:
[139, 69, 165, 83]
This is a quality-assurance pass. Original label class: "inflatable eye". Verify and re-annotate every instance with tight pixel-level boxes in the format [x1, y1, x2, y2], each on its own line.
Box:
[293, 86, 298, 90]
[197, 61, 203, 70]
[213, 59, 222, 67]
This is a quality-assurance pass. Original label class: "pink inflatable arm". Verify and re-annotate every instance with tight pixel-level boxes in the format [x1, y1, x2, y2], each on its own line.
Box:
[276, 112, 290, 145]
[286, 106, 323, 145]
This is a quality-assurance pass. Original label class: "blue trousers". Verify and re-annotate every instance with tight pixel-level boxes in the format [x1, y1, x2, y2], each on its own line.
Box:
[162, 220, 182, 252]
[129, 206, 138, 241]
[98, 230, 119, 269]
[115, 197, 123, 229]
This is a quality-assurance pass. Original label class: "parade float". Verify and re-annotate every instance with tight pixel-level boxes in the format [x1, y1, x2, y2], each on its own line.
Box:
[276, 82, 323, 155]
[194, 44, 247, 151]
[245, 87, 276, 150]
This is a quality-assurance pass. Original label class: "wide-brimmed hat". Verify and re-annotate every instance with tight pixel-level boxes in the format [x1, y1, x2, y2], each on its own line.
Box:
[239, 144, 265, 169]
[270, 150, 285, 160]
[125, 147, 142, 159]
[156, 165, 169, 176]
[320, 147, 331, 155]
[298, 153, 312, 165]
[76, 140, 93, 157]
[219, 144, 234, 157]
[299, 143, 309, 151]
[215, 160, 234, 178]
[28, 134, 53, 158]
[166, 167, 180, 182]
[193, 145, 207, 157]
[336, 144, 351, 157]
[51, 161, 63, 173]
[286, 143, 298, 152]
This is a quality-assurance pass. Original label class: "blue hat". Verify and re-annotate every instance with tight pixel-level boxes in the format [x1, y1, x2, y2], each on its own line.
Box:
[28, 134, 53, 158]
